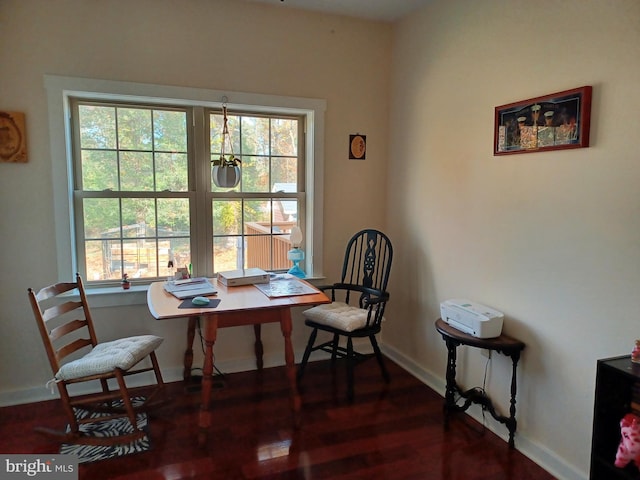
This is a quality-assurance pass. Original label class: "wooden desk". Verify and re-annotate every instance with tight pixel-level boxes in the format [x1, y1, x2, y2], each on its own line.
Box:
[435, 318, 525, 448]
[147, 279, 330, 445]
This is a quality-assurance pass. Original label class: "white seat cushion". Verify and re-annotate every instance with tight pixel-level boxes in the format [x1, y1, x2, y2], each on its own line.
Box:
[304, 302, 373, 332]
[56, 335, 163, 381]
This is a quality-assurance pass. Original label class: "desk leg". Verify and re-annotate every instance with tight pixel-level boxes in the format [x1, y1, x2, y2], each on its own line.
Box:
[443, 338, 459, 428]
[506, 352, 521, 449]
[184, 317, 197, 382]
[254, 324, 264, 370]
[279, 309, 301, 427]
[198, 315, 218, 447]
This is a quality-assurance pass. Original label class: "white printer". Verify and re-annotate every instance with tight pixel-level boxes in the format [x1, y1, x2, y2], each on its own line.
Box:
[440, 299, 504, 339]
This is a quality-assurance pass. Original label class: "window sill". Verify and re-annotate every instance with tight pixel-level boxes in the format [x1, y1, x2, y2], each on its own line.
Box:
[84, 284, 149, 308]
[83, 276, 326, 309]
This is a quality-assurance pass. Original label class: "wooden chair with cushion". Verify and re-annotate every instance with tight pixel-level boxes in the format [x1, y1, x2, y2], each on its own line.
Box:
[27, 273, 166, 446]
[297, 229, 393, 402]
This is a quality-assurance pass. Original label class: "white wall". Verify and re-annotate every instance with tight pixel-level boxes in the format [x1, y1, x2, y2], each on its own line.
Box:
[0, 0, 390, 398]
[385, 0, 640, 479]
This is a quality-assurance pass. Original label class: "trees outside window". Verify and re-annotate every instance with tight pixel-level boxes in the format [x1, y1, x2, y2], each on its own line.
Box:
[72, 100, 305, 284]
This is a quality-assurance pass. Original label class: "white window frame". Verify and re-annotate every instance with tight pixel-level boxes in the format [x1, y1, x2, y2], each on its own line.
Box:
[45, 75, 325, 301]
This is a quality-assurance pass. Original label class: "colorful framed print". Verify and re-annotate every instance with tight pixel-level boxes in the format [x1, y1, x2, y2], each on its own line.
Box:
[494, 86, 592, 156]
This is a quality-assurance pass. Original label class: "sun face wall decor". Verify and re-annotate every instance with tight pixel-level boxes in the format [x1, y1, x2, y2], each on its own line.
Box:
[349, 134, 366, 160]
[0, 111, 27, 163]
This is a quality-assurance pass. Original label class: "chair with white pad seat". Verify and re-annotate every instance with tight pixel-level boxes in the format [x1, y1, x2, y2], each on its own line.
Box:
[298, 229, 393, 402]
[27, 273, 166, 446]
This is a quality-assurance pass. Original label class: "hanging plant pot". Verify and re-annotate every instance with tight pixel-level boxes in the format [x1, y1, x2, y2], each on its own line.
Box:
[212, 163, 241, 188]
[212, 104, 242, 188]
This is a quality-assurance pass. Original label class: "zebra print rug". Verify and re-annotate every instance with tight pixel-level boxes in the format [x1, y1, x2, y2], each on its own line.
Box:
[60, 397, 151, 463]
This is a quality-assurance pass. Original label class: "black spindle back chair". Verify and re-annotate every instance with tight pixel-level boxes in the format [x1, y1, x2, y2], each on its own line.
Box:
[298, 229, 393, 402]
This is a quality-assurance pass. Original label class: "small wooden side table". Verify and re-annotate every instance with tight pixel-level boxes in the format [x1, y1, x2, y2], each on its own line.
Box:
[435, 318, 526, 448]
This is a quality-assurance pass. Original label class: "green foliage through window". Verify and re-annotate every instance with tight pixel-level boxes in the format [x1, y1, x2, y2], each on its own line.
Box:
[72, 100, 304, 284]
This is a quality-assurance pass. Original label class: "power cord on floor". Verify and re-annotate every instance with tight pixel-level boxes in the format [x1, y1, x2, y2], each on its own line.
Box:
[480, 353, 491, 429]
[194, 318, 226, 379]
[450, 352, 492, 437]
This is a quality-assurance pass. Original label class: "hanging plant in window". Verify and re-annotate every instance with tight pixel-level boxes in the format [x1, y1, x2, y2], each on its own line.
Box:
[211, 104, 241, 188]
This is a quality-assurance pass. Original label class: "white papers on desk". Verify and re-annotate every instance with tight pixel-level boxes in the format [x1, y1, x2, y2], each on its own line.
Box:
[254, 275, 319, 298]
[163, 277, 218, 299]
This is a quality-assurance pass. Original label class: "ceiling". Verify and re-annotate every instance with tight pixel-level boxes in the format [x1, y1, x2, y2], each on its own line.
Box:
[246, 0, 432, 22]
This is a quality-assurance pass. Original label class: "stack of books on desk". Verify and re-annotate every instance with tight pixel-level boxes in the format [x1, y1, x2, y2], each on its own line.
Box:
[163, 277, 217, 299]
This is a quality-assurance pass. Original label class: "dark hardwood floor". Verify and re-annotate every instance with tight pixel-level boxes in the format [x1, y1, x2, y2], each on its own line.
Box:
[0, 358, 556, 479]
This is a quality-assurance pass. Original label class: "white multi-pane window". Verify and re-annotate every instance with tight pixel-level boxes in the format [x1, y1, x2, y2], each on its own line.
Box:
[209, 111, 304, 274]
[71, 99, 306, 285]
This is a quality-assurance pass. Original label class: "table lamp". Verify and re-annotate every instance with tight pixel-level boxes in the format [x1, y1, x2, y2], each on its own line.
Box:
[287, 226, 305, 278]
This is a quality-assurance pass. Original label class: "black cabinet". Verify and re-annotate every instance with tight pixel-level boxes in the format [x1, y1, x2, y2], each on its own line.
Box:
[591, 355, 640, 479]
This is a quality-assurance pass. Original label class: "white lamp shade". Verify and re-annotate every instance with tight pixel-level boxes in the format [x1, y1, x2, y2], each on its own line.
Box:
[290, 226, 303, 247]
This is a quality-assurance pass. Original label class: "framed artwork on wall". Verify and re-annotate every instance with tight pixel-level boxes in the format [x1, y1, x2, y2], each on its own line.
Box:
[349, 134, 366, 160]
[0, 111, 28, 163]
[494, 86, 592, 156]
